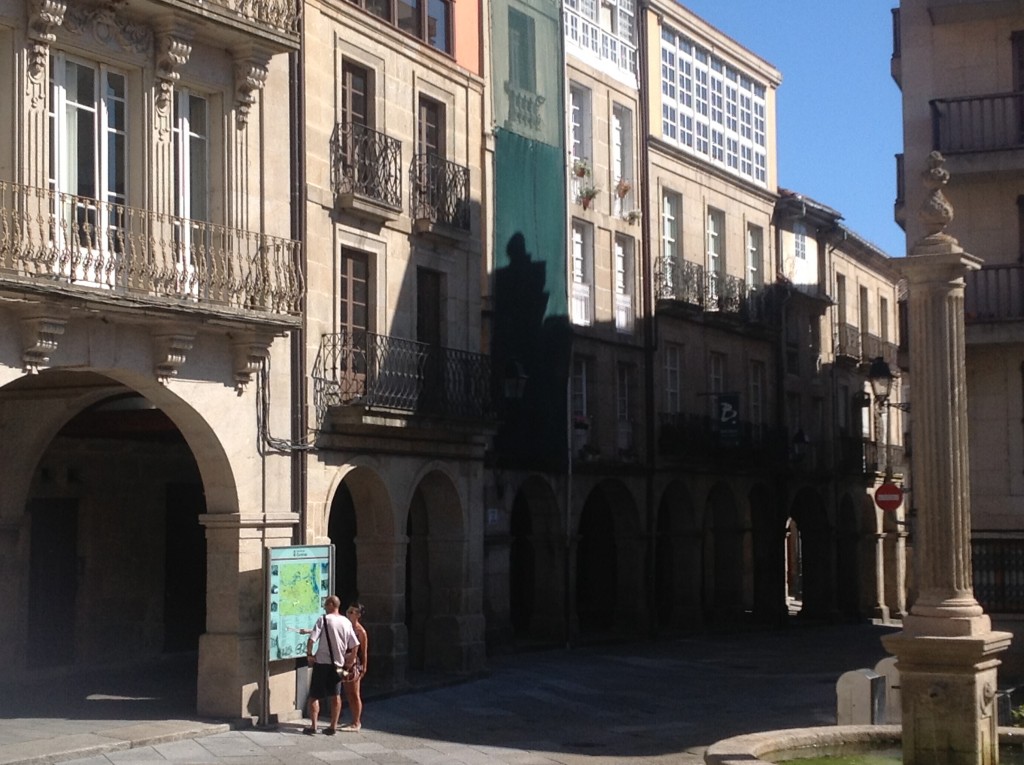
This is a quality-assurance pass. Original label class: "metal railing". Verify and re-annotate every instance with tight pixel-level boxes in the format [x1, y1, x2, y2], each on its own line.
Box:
[331, 123, 402, 210]
[862, 334, 899, 365]
[655, 257, 766, 319]
[965, 263, 1024, 320]
[0, 181, 302, 316]
[837, 323, 861, 359]
[657, 412, 786, 463]
[313, 331, 492, 423]
[410, 154, 470, 231]
[931, 92, 1024, 154]
[973, 534, 1024, 614]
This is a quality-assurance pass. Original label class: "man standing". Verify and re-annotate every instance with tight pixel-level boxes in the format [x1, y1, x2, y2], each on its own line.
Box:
[304, 595, 359, 735]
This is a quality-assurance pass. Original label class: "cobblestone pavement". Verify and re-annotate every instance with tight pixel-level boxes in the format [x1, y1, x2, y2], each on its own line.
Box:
[0, 622, 903, 765]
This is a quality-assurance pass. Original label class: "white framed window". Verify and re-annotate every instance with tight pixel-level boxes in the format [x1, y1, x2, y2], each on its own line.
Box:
[49, 53, 128, 285]
[172, 90, 210, 294]
[664, 343, 682, 413]
[611, 104, 633, 214]
[571, 356, 590, 416]
[709, 350, 726, 417]
[658, 27, 769, 186]
[749, 359, 766, 439]
[571, 220, 594, 326]
[707, 207, 724, 302]
[614, 234, 634, 333]
[794, 221, 807, 260]
[569, 84, 592, 164]
[746, 223, 763, 289]
[661, 191, 681, 293]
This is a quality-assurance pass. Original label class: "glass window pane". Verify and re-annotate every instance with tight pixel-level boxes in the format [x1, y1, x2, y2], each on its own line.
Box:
[397, 0, 419, 38]
[427, 0, 449, 52]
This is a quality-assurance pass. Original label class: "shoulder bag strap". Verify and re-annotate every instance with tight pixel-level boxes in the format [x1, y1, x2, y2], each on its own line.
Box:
[323, 615, 338, 665]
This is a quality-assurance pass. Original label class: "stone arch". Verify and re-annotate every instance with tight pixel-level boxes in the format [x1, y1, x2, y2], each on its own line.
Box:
[749, 482, 786, 624]
[0, 370, 242, 707]
[702, 482, 751, 620]
[654, 479, 700, 630]
[405, 467, 468, 672]
[509, 474, 563, 644]
[574, 479, 643, 639]
[788, 486, 833, 619]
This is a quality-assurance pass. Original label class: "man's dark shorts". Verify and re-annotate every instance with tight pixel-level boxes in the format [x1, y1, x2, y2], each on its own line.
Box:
[308, 663, 342, 699]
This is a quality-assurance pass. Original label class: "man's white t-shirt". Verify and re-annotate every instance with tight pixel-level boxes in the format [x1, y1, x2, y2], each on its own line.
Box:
[309, 613, 359, 666]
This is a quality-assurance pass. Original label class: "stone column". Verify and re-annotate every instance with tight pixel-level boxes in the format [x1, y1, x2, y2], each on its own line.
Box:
[872, 528, 890, 622]
[881, 153, 1011, 765]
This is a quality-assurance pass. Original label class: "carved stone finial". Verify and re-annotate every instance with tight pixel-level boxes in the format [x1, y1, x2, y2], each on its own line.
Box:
[917, 150, 958, 246]
[234, 54, 270, 129]
[27, 0, 67, 81]
[155, 31, 192, 113]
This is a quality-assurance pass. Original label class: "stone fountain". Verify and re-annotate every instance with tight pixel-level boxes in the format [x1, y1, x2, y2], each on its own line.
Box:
[706, 153, 1013, 765]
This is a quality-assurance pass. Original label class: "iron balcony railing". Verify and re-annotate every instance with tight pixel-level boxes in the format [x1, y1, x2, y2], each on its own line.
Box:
[965, 264, 1024, 320]
[313, 331, 492, 423]
[837, 323, 861, 359]
[657, 412, 787, 463]
[0, 181, 302, 317]
[861, 333, 899, 366]
[410, 154, 470, 231]
[931, 92, 1024, 154]
[655, 257, 767, 319]
[973, 534, 1024, 614]
[331, 122, 402, 210]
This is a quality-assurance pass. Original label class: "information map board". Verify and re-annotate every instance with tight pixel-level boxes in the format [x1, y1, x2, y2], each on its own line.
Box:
[266, 545, 333, 662]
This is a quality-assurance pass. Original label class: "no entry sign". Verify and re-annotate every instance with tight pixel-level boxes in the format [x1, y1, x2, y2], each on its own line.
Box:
[875, 482, 904, 512]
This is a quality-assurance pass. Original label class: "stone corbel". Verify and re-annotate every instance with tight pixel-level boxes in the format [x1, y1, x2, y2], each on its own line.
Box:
[27, 0, 67, 82]
[152, 331, 195, 383]
[155, 28, 193, 114]
[233, 49, 271, 129]
[232, 335, 272, 389]
[21, 315, 66, 374]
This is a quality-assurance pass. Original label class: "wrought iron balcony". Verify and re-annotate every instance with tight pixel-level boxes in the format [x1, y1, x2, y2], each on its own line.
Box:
[0, 181, 302, 319]
[973, 534, 1024, 614]
[655, 257, 764, 319]
[410, 154, 470, 232]
[313, 331, 492, 423]
[965, 263, 1024, 321]
[331, 122, 402, 212]
[931, 93, 1024, 154]
[836, 323, 861, 359]
[861, 333, 899, 366]
[657, 412, 786, 464]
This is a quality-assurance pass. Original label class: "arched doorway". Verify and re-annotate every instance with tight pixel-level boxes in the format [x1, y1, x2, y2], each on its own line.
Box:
[405, 469, 465, 672]
[702, 483, 750, 621]
[328, 481, 358, 606]
[654, 480, 699, 630]
[788, 486, 832, 619]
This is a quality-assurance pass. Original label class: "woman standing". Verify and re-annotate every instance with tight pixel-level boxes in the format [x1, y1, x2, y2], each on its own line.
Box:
[341, 602, 368, 731]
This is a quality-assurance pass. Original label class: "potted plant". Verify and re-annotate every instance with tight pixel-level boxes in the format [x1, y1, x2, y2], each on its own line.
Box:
[579, 185, 599, 210]
[624, 209, 641, 225]
[572, 157, 591, 178]
[615, 177, 632, 198]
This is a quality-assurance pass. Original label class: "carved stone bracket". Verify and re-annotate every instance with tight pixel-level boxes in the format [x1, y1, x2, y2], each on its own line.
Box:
[152, 331, 195, 382]
[27, 0, 67, 81]
[232, 335, 272, 389]
[233, 51, 270, 129]
[21, 315, 66, 373]
[155, 28, 192, 114]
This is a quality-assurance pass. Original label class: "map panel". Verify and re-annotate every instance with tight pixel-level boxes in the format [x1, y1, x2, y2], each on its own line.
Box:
[266, 546, 333, 662]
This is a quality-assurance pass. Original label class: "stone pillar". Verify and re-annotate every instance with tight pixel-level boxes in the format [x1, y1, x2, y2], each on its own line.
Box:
[881, 153, 1011, 765]
[872, 529, 890, 623]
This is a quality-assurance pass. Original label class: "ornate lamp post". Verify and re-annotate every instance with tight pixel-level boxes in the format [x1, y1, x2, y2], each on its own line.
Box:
[881, 153, 1011, 765]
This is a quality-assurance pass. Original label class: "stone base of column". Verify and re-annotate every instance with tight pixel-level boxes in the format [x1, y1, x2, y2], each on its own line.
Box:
[882, 627, 1012, 765]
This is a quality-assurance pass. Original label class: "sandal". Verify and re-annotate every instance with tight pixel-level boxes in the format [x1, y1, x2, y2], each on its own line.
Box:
[323, 727, 337, 736]
[303, 726, 317, 735]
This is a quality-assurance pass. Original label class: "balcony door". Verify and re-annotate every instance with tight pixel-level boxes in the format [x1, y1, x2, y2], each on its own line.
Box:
[415, 96, 447, 221]
[49, 54, 127, 287]
[339, 248, 369, 401]
[1014, 32, 1024, 142]
[172, 90, 209, 297]
[341, 62, 372, 194]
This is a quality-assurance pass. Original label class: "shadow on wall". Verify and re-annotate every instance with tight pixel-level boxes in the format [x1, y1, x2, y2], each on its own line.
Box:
[492, 232, 570, 471]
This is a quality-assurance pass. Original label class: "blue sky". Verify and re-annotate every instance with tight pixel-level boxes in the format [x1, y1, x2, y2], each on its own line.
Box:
[678, 0, 905, 258]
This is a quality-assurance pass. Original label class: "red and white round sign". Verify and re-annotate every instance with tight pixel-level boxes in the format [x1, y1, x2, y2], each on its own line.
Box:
[875, 482, 904, 512]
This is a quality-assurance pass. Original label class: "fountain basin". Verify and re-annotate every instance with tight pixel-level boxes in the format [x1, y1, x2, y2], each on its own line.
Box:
[704, 725, 1024, 764]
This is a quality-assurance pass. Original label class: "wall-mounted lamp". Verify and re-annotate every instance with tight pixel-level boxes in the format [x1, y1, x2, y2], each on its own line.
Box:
[867, 357, 910, 412]
[503, 359, 528, 403]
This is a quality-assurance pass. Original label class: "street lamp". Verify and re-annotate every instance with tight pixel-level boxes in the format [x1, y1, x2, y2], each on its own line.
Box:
[867, 356, 910, 412]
